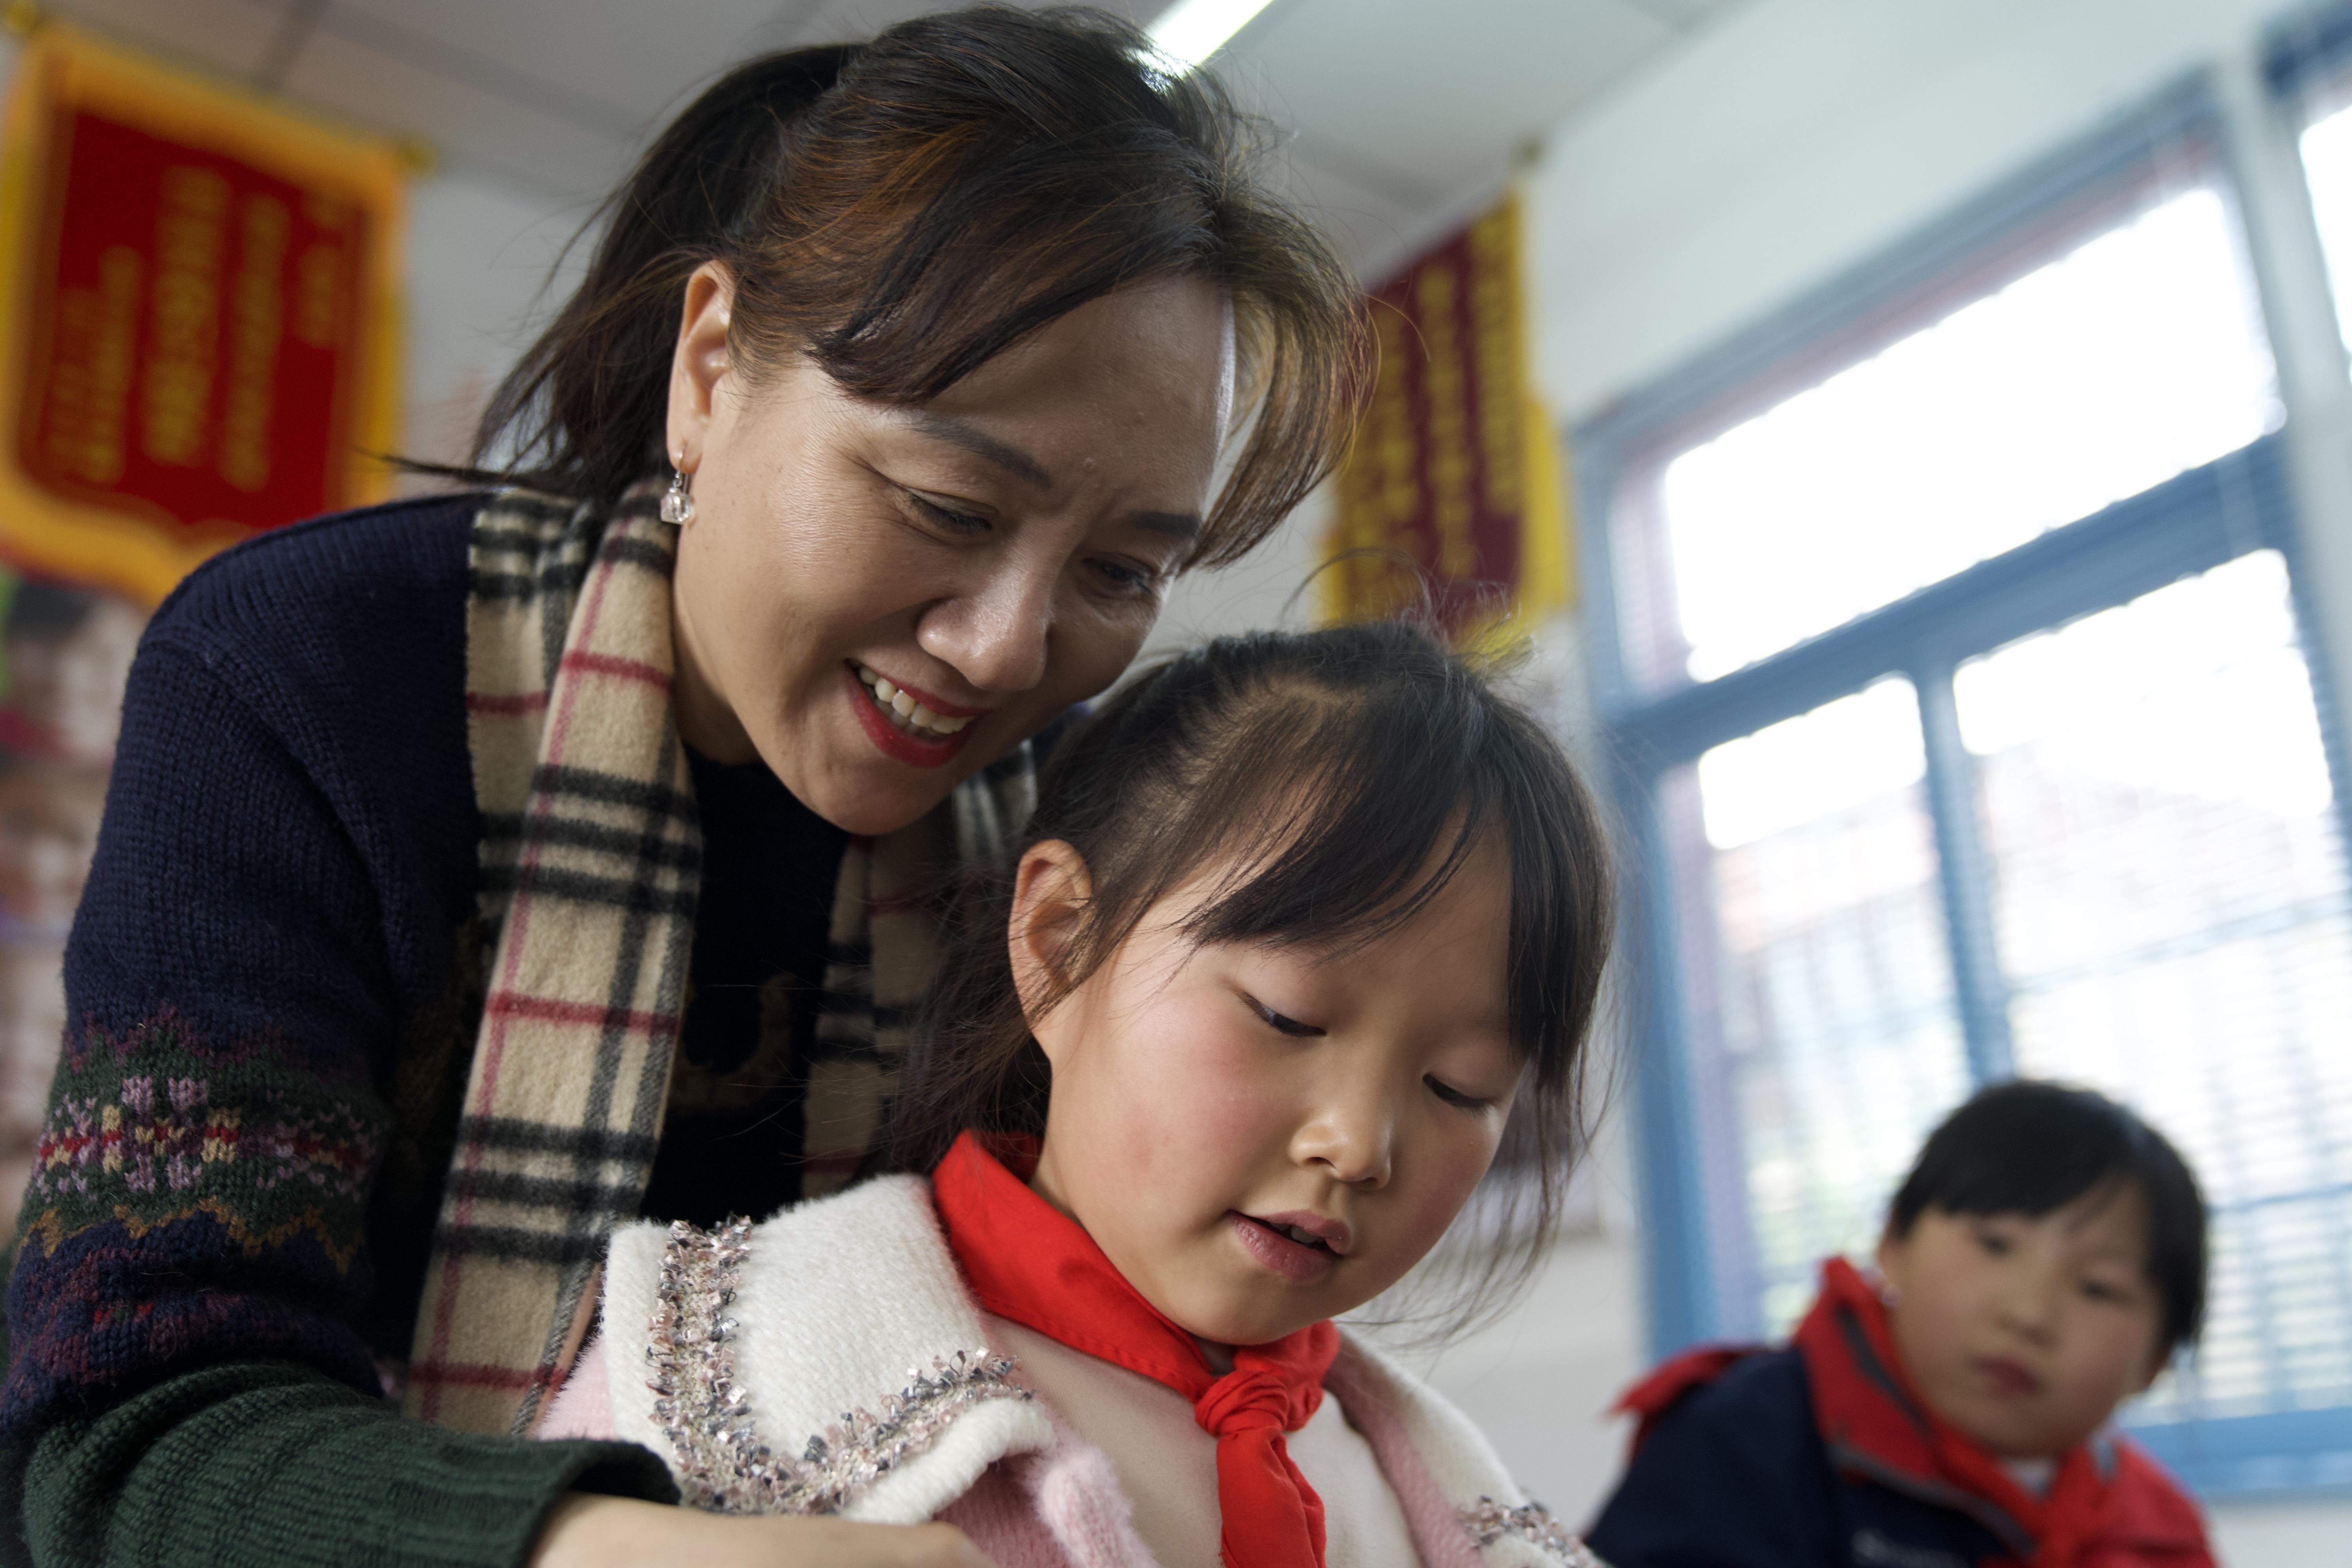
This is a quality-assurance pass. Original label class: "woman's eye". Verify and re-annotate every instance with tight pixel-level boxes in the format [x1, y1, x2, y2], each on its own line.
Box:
[1091, 558, 1158, 595]
[1249, 998, 1321, 1037]
[904, 491, 992, 537]
[1425, 1074, 1488, 1111]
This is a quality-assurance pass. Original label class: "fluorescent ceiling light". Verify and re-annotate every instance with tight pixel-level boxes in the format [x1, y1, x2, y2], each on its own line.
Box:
[1146, 0, 1276, 73]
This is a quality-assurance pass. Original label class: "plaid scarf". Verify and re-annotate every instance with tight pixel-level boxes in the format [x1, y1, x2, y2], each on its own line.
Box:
[403, 485, 1034, 1435]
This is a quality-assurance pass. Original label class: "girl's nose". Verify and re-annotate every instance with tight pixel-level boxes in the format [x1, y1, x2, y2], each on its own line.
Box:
[917, 557, 1054, 694]
[1294, 1100, 1395, 1190]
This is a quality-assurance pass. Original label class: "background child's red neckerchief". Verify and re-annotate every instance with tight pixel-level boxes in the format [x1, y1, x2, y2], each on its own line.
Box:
[932, 1129, 1341, 1568]
[1615, 1256, 2212, 1568]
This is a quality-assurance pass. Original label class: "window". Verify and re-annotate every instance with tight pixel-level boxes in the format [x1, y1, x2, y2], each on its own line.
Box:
[1581, 87, 2352, 1495]
[2284, 13, 2352, 362]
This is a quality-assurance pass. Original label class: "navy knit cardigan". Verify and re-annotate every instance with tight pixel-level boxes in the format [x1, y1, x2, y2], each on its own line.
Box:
[0, 495, 709, 1566]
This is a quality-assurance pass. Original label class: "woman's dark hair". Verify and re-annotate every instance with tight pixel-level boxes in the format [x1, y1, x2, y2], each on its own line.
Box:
[889, 621, 1617, 1322]
[465, 5, 1367, 566]
[1888, 1080, 2208, 1354]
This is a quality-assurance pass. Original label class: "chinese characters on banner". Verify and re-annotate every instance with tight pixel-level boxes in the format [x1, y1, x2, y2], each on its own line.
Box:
[0, 24, 406, 1228]
[1323, 192, 1572, 639]
[0, 22, 407, 602]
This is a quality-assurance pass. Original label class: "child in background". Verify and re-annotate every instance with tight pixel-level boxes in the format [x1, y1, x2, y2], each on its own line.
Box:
[535, 624, 1620, 1568]
[1587, 1081, 2214, 1568]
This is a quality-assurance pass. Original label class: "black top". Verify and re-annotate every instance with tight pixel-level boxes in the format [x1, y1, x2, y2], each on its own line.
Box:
[642, 747, 849, 1225]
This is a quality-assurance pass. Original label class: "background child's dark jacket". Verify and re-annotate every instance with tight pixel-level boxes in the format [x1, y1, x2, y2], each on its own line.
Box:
[1585, 1258, 2214, 1568]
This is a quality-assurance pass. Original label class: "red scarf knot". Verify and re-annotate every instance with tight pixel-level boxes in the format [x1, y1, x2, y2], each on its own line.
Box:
[1196, 1364, 1319, 1437]
[932, 1130, 1340, 1568]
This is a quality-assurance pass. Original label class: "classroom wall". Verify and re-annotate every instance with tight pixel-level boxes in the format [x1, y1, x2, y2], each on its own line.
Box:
[1503, 0, 2352, 1556]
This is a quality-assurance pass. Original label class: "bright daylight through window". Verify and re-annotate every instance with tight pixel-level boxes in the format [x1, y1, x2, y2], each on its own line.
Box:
[1641, 163, 2352, 1459]
[1651, 187, 2279, 686]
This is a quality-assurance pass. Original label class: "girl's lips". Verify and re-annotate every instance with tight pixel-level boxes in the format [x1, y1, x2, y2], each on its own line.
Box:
[1229, 1212, 1340, 1285]
[844, 665, 974, 769]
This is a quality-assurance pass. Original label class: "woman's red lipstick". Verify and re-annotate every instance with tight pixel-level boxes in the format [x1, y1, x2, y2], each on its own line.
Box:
[844, 665, 976, 768]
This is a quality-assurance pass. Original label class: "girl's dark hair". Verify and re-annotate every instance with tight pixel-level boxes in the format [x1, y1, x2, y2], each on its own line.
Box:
[890, 621, 1618, 1322]
[1888, 1080, 2209, 1354]
[466, 5, 1367, 566]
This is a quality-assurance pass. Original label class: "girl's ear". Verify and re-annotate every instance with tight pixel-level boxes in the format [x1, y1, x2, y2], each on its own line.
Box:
[665, 260, 736, 472]
[1008, 839, 1094, 1036]
[1873, 1226, 1911, 1307]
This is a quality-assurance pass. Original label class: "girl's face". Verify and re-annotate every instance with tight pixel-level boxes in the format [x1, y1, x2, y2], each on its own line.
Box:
[1875, 1189, 2167, 1459]
[1015, 834, 1521, 1350]
[666, 266, 1233, 836]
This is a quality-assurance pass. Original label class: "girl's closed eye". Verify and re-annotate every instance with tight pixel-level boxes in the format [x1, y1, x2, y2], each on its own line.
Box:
[1245, 993, 1324, 1037]
[1425, 1074, 1490, 1111]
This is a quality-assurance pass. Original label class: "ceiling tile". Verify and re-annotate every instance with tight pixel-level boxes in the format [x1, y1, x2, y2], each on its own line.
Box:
[324, 0, 780, 127]
[1617, 0, 1749, 32]
[798, 0, 1162, 44]
[1260, 143, 1424, 278]
[278, 24, 634, 198]
[48, 0, 288, 82]
[1221, 0, 1674, 192]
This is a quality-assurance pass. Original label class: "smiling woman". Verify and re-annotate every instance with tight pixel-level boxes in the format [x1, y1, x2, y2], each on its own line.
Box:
[0, 9, 1367, 1567]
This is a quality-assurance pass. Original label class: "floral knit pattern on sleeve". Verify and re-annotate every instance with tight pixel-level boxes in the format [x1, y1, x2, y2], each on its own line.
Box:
[5, 1005, 390, 1428]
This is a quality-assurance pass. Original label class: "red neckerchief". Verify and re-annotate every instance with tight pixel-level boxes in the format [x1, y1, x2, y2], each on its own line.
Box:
[932, 1130, 1341, 1568]
[1613, 1259, 2212, 1568]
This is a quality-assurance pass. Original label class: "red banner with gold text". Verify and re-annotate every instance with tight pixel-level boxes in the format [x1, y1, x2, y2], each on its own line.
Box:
[1323, 192, 1571, 639]
[0, 24, 405, 604]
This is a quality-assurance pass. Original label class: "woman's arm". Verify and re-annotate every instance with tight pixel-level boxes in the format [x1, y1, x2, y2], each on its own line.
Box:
[529, 1498, 996, 1568]
[23, 1363, 672, 1568]
[2, 620, 669, 1564]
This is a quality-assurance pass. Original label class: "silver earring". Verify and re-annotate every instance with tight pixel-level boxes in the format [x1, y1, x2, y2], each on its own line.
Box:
[661, 460, 695, 526]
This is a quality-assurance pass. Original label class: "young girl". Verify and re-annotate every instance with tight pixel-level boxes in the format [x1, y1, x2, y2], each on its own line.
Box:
[534, 622, 1618, 1567]
[1589, 1080, 2214, 1568]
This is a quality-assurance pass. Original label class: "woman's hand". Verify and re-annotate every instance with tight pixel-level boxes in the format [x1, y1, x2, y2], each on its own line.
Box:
[529, 1495, 998, 1568]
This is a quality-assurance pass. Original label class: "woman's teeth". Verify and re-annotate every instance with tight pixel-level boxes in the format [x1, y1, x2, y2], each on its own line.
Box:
[855, 664, 973, 739]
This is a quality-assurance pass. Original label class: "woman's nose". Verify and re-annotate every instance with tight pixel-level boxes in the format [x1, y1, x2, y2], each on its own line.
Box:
[916, 558, 1054, 694]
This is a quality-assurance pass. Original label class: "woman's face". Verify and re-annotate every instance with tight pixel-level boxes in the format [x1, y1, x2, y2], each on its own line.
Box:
[666, 267, 1234, 834]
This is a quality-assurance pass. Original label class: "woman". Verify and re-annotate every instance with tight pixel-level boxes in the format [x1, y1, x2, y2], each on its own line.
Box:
[0, 9, 1364, 1565]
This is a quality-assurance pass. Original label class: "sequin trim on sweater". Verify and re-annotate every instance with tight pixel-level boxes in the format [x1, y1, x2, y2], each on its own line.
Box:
[645, 1215, 1029, 1514]
[1461, 1495, 1610, 1564]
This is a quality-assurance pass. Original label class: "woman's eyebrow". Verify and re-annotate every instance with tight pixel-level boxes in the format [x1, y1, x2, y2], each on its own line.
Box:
[1128, 510, 1202, 542]
[905, 410, 1053, 488]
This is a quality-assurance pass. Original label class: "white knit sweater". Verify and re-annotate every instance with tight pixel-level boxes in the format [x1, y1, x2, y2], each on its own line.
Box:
[545, 1174, 1606, 1568]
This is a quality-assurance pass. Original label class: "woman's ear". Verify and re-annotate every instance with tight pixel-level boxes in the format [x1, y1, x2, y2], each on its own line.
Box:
[1008, 839, 1094, 1053]
[665, 261, 736, 472]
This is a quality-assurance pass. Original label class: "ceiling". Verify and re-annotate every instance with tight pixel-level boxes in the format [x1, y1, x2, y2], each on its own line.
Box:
[45, 0, 1747, 281]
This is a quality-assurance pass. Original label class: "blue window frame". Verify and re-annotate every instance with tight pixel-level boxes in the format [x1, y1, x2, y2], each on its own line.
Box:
[1574, 75, 2352, 1499]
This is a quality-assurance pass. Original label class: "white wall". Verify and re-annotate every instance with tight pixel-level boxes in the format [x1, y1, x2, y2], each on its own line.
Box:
[1524, 0, 2324, 425]
[399, 171, 594, 474]
[1507, 0, 2352, 1559]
